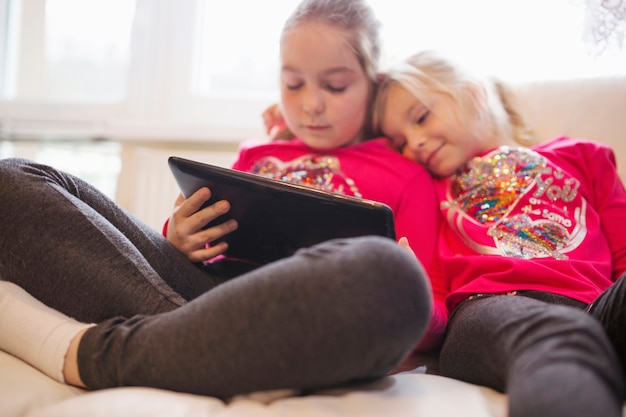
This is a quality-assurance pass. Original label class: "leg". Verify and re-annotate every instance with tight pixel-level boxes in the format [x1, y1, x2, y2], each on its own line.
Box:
[76, 236, 432, 398]
[0, 158, 226, 322]
[588, 271, 626, 378]
[440, 295, 624, 417]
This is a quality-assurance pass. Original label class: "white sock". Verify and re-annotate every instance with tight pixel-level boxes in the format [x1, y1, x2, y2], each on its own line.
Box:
[0, 280, 93, 382]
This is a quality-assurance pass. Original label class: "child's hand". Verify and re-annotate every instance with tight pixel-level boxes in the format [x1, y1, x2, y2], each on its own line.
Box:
[398, 237, 417, 259]
[166, 188, 238, 263]
[262, 103, 293, 140]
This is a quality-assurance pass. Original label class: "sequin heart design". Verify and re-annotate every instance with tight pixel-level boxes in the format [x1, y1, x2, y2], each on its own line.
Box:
[250, 155, 361, 197]
[487, 214, 569, 260]
[452, 147, 548, 224]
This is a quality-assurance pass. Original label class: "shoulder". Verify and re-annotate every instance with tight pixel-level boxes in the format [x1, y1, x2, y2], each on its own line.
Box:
[534, 136, 614, 155]
[351, 138, 419, 164]
[237, 138, 304, 154]
[235, 139, 306, 164]
[354, 137, 398, 152]
[534, 136, 617, 166]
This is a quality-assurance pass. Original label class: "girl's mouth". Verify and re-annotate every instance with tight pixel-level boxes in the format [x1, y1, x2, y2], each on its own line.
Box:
[304, 124, 330, 131]
[425, 143, 444, 170]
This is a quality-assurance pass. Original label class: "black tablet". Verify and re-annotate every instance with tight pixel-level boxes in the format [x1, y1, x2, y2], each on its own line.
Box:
[168, 156, 396, 265]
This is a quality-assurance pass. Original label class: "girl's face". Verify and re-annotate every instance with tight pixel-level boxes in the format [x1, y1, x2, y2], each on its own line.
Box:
[380, 83, 489, 178]
[280, 22, 371, 150]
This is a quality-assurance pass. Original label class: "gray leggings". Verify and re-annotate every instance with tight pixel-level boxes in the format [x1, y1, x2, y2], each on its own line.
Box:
[440, 289, 626, 417]
[0, 158, 432, 398]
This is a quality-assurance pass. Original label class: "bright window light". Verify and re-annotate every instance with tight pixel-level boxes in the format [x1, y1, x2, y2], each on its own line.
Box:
[369, 0, 625, 81]
[0, 0, 623, 141]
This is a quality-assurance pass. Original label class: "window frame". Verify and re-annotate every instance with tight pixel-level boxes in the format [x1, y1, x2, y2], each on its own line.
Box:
[0, 0, 273, 142]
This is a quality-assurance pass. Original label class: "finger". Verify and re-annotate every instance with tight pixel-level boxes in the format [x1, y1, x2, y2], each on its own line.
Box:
[191, 200, 233, 231]
[176, 187, 212, 217]
[187, 241, 229, 263]
[262, 104, 278, 132]
[397, 237, 416, 258]
[198, 218, 238, 245]
[184, 218, 238, 262]
[173, 193, 185, 208]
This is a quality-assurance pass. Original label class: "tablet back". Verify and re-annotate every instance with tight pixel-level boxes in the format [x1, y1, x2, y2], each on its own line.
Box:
[168, 156, 396, 265]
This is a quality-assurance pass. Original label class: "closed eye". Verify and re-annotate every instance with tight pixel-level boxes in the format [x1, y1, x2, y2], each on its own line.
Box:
[325, 84, 347, 93]
[416, 110, 429, 125]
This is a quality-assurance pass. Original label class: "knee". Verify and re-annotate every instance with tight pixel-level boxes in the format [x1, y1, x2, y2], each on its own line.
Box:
[513, 306, 620, 376]
[0, 157, 33, 172]
[0, 158, 29, 193]
[0, 158, 40, 187]
[333, 236, 433, 335]
[0, 158, 69, 193]
[324, 236, 431, 304]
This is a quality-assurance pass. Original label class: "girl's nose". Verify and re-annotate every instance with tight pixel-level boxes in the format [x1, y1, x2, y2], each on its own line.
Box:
[302, 87, 324, 115]
[405, 132, 427, 150]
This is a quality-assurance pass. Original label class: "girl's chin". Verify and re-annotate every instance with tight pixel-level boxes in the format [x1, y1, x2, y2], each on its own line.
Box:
[299, 137, 330, 148]
[428, 163, 457, 179]
[299, 137, 353, 151]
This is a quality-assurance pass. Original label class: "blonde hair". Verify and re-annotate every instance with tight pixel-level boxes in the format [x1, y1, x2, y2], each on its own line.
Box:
[373, 50, 534, 145]
[281, 0, 381, 81]
[277, 0, 382, 141]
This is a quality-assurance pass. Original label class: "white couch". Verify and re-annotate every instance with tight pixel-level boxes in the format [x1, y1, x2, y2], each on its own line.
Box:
[2, 76, 626, 417]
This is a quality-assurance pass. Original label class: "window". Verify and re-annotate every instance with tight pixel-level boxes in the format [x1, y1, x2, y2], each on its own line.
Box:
[0, 0, 624, 142]
[371, 0, 626, 82]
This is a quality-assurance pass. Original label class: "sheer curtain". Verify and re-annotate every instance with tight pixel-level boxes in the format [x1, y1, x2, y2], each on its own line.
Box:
[582, 0, 626, 54]
[0, 0, 624, 142]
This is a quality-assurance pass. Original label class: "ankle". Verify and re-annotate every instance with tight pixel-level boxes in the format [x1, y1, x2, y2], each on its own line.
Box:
[63, 327, 90, 388]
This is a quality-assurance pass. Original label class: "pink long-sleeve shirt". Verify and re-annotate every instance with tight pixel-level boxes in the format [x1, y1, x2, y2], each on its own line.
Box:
[435, 137, 626, 312]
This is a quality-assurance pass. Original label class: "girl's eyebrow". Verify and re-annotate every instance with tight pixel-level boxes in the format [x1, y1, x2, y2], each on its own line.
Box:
[280, 65, 356, 76]
[405, 103, 419, 120]
[407, 101, 427, 120]
[281, 65, 299, 73]
[322, 67, 357, 76]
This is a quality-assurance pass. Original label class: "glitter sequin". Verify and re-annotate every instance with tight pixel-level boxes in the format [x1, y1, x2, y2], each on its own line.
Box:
[446, 146, 576, 260]
[487, 214, 569, 260]
[249, 155, 362, 197]
[450, 147, 547, 224]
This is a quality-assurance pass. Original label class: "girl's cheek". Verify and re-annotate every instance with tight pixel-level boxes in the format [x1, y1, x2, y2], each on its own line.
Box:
[402, 147, 418, 163]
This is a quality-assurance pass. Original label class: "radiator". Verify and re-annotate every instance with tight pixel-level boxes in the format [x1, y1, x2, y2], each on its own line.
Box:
[117, 146, 238, 232]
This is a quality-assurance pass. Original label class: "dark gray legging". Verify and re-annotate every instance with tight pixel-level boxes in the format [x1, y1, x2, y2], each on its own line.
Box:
[440, 291, 626, 417]
[0, 158, 432, 398]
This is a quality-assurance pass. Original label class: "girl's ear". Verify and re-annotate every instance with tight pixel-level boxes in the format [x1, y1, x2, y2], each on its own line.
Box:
[464, 79, 488, 107]
[455, 78, 494, 140]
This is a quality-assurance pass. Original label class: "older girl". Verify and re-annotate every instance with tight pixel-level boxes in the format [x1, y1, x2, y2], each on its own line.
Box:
[0, 0, 436, 399]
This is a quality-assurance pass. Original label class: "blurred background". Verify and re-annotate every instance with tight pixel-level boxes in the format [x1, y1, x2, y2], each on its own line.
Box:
[0, 0, 624, 229]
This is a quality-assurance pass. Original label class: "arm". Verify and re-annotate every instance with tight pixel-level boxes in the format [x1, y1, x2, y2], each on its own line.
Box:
[398, 237, 448, 352]
[587, 143, 626, 280]
[395, 171, 449, 352]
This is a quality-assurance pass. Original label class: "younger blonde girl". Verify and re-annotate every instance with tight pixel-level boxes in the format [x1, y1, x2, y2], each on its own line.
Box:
[374, 50, 626, 417]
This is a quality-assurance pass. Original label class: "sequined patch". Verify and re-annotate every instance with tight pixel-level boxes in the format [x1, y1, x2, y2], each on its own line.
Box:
[444, 146, 580, 260]
[449, 146, 547, 224]
[249, 155, 362, 197]
[487, 214, 569, 260]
